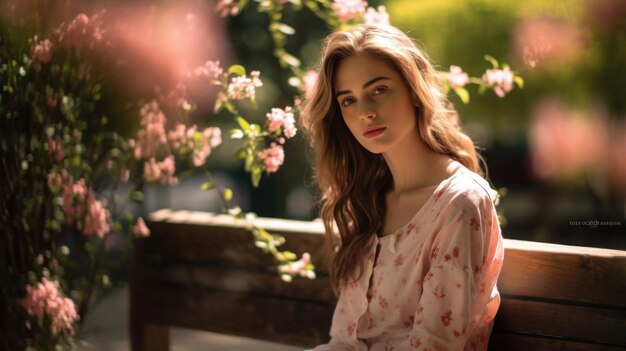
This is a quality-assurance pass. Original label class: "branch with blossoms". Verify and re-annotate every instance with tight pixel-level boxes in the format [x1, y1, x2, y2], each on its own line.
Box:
[216, 0, 523, 104]
[441, 56, 525, 103]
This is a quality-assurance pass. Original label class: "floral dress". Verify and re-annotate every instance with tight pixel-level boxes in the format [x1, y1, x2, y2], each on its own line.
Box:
[308, 166, 504, 351]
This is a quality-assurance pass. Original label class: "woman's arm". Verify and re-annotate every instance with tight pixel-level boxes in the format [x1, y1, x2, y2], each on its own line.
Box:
[399, 190, 504, 351]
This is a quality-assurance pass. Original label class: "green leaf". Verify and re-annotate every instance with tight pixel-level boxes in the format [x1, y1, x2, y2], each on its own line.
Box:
[271, 22, 296, 35]
[234, 148, 247, 161]
[484, 55, 499, 69]
[478, 84, 490, 95]
[130, 191, 144, 202]
[244, 153, 254, 171]
[251, 166, 262, 188]
[454, 87, 470, 104]
[227, 65, 246, 76]
[236, 116, 250, 132]
[283, 251, 297, 261]
[222, 188, 233, 202]
[281, 52, 301, 67]
[201, 182, 215, 191]
[288, 76, 302, 87]
[230, 129, 244, 139]
[214, 93, 225, 113]
[514, 76, 524, 89]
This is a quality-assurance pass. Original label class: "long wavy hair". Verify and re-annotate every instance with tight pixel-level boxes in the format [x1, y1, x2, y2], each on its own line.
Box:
[300, 23, 487, 295]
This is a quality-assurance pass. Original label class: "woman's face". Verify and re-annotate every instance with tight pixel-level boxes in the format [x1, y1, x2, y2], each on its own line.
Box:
[334, 52, 420, 154]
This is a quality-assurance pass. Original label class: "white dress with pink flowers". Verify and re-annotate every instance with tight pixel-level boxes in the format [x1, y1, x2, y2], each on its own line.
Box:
[307, 165, 504, 351]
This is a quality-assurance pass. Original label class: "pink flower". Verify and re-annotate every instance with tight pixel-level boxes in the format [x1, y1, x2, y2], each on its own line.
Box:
[227, 71, 263, 100]
[332, 0, 367, 21]
[144, 158, 162, 182]
[287, 252, 311, 276]
[134, 101, 168, 159]
[448, 65, 469, 89]
[513, 18, 583, 68]
[364, 6, 390, 25]
[529, 99, 608, 180]
[301, 70, 318, 96]
[47, 172, 62, 191]
[193, 60, 223, 80]
[193, 127, 222, 166]
[20, 277, 79, 335]
[56, 13, 106, 50]
[133, 217, 151, 238]
[216, 0, 240, 17]
[257, 142, 285, 174]
[48, 136, 64, 163]
[62, 178, 88, 224]
[82, 195, 111, 238]
[32, 39, 53, 64]
[482, 67, 514, 97]
[144, 156, 178, 184]
[266, 107, 297, 138]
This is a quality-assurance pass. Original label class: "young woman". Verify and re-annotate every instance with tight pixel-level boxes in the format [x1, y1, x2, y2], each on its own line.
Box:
[300, 23, 504, 351]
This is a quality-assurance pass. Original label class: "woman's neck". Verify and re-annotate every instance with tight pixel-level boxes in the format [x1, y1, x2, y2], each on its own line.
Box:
[382, 133, 451, 194]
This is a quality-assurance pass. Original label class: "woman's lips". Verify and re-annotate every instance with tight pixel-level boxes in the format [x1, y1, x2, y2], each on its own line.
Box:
[363, 127, 387, 138]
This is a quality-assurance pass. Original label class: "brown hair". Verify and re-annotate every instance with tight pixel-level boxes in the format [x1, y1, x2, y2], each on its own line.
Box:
[300, 23, 486, 295]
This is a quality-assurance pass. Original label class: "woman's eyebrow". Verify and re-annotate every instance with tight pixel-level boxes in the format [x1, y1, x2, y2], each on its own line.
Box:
[335, 76, 391, 98]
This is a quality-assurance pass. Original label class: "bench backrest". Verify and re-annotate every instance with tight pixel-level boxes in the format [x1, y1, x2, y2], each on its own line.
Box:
[132, 209, 626, 350]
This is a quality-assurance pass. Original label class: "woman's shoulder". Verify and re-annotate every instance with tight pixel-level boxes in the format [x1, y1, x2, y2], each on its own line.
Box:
[441, 166, 499, 210]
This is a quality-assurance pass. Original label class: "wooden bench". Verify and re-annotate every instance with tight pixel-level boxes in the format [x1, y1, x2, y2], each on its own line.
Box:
[130, 209, 626, 351]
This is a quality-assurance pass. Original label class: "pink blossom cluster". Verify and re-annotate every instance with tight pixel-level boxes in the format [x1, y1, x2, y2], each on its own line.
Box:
[227, 71, 263, 100]
[47, 136, 64, 163]
[54, 13, 106, 50]
[257, 142, 285, 174]
[20, 277, 79, 335]
[513, 18, 583, 68]
[82, 194, 111, 238]
[266, 107, 297, 139]
[216, 0, 241, 17]
[32, 38, 53, 64]
[168, 124, 222, 167]
[448, 65, 469, 89]
[482, 67, 514, 97]
[332, 0, 368, 21]
[301, 70, 318, 96]
[131, 101, 168, 160]
[363, 6, 390, 25]
[287, 252, 311, 276]
[530, 99, 610, 181]
[193, 60, 223, 80]
[132, 217, 151, 238]
[144, 156, 178, 184]
[57, 171, 111, 238]
[61, 177, 89, 225]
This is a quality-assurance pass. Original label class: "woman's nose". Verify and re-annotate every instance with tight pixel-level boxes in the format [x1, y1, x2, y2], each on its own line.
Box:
[358, 101, 376, 120]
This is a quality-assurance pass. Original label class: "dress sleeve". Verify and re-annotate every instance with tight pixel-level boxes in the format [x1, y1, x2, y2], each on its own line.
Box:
[399, 189, 502, 350]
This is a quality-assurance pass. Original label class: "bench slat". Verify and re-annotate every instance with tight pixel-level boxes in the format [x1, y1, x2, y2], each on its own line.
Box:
[494, 298, 626, 345]
[136, 281, 332, 347]
[142, 264, 336, 302]
[498, 246, 626, 308]
[489, 332, 626, 351]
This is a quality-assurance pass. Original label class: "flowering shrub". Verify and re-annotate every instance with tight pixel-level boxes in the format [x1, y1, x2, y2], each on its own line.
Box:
[0, 0, 521, 349]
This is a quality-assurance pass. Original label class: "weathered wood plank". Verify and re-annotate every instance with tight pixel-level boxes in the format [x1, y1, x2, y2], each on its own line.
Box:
[489, 332, 626, 351]
[136, 281, 333, 347]
[498, 246, 626, 308]
[494, 298, 626, 346]
[141, 264, 336, 302]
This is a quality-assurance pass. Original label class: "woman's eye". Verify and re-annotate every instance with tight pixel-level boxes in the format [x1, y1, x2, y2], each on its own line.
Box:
[373, 86, 387, 95]
[341, 97, 356, 106]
